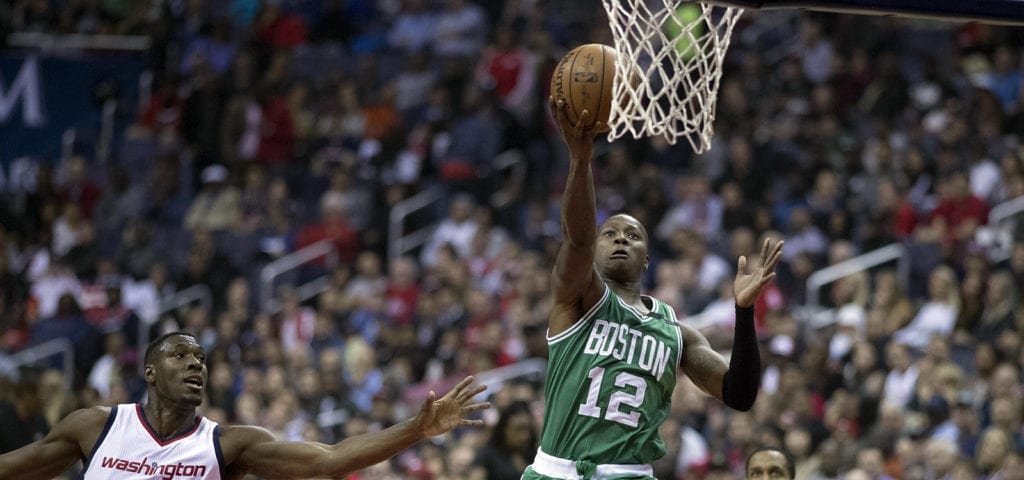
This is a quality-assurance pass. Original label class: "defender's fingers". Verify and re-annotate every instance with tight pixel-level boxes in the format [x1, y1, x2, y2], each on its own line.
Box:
[450, 376, 474, 397]
[759, 272, 777, 286]
[460, 419, 486, 427]
[771, 239, 784, 255]
[760, 238, 770, 261]
[464, 402, 491, 413]
[736, 255, 747, 275]
[459, 384, 488, 403]
[765, 248, 784, 272]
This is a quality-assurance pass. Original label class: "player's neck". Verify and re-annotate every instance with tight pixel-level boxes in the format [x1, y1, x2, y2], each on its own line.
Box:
[607, 280, 644, 307]
[142, 398, 198, 439]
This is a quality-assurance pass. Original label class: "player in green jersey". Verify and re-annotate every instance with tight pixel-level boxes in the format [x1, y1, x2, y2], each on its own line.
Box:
[522, 99, 784, 479]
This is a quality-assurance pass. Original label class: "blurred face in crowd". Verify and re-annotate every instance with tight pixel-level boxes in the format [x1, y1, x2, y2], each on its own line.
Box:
[728, 414, 754, 446]
[976, 427, 1012, 471]
[502, 410, 534, 451]
[817, 439, 842, 474]
[990, 397, 1021, 430]
[885, 342, 911, 371]
[856, 448, 886, 477]
[989, 363, 1021, 398]
[784, 428, 811, 458]
[851, 343, 877, 374]
[876, 180, 900, 211]
[936, 172, 964, 200]
[985, 271, 1014, 306]
[924, 439, 959, 477]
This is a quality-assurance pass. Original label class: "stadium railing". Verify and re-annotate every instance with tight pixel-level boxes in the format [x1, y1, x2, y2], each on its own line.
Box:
[260, 239, 339, 314]
[388, 185, 447, 262]
[0, 338, 75, 390]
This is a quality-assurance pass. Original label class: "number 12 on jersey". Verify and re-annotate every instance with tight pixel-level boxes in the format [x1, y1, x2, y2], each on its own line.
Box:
[577, 367, 647, 427]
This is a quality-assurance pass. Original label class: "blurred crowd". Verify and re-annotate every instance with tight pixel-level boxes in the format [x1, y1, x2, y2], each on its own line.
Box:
[0, 0, 1023, 479]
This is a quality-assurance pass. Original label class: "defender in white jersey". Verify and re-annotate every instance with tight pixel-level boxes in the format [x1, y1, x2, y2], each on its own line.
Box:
[85, 403, 222, 479]
[0, 332, 490, 479]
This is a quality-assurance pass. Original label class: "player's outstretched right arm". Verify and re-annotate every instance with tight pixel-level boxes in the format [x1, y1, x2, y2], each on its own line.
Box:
[0, 407, 106, 479]
[548, 97, 606, 337]
[226, 376, 489, 479]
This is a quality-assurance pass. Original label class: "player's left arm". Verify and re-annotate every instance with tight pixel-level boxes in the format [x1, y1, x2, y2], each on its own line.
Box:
[681, 238, 783, 411]
[228, 376, 489, 479]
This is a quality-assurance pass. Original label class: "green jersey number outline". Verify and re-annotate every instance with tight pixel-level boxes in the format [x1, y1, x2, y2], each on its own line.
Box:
[577, 366, 648, 428]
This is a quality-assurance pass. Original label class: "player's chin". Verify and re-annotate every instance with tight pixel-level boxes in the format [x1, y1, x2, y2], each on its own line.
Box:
[181, 391, 204, 406]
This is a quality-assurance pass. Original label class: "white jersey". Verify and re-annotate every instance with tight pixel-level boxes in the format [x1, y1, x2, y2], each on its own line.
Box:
[83, 403, 224, 480]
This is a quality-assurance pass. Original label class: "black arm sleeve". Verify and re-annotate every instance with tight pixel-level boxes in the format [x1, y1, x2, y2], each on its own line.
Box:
[721, 306, 761, 411]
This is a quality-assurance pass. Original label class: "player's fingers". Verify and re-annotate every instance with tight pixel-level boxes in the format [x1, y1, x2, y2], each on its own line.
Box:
[449, 376, 474, 399]
[576, 109, 592, 132]
[771, 239, 784, 259]
[459, 384, 488, 404]
[736, 255, 747, 276]
[456, 375, 474, 390]
[463, 402, 491, 413]
[460, 419, 486, 427]
[760, 272, 777, 286]
[766, 248, 784, 272]
[422, 391, 436, 413]
[760, 238, 770, 262]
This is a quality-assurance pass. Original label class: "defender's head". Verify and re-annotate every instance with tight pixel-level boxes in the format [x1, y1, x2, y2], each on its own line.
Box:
[144, 332, 207, 407]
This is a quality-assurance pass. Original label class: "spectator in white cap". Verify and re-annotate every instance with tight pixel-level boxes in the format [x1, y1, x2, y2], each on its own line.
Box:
[184, 164, 241, 232]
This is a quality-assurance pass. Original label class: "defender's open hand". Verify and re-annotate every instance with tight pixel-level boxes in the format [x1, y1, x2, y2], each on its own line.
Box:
[416, 376, 490, 437]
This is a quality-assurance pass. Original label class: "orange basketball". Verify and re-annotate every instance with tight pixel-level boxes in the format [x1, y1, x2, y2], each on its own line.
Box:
[550, 44, 617, 133]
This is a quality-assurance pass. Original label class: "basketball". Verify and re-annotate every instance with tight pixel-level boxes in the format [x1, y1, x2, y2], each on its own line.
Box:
[550, 43, 617, 132]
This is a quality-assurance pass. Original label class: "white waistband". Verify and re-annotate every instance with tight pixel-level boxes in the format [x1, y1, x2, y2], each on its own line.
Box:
[529, 448, 653, 479]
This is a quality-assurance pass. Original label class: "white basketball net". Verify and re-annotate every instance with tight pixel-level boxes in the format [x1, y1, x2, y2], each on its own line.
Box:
[603, 0, 743, 153]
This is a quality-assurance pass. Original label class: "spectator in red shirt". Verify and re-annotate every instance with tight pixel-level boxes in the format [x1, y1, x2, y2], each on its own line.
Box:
[925, 170, 990, 252]
[58, 156, 102, 219]
[256, 86, 295, 167]
[384, 256, 420, 326]
[140, 77, 183, 136]
[294, 193, 358, 264]
[476, 26, 535, 120]
[255, 2, 307, 49]
[873, 178, 918, 241]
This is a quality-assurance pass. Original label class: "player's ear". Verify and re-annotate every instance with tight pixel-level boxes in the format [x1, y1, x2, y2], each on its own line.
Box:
[144, 364, 155, 382]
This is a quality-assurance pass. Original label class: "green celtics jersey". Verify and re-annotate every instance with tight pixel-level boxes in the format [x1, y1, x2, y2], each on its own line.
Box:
[539, 285, 682, 465]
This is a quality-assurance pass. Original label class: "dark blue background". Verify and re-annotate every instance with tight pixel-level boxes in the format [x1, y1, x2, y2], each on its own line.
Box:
[0, 53, 146, 165]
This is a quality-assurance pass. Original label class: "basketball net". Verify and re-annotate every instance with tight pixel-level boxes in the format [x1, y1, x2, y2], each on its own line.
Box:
[603, 0, 743, 153]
